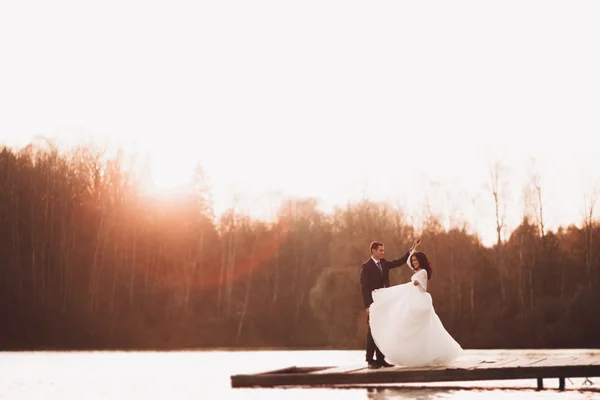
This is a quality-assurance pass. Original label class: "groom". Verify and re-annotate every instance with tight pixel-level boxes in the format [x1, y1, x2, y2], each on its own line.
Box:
[360, 238, 421, 369]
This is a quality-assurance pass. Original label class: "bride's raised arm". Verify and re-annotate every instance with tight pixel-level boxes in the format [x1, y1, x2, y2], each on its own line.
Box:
[406, 249, 417, 272]
[405, 238, 421, 271]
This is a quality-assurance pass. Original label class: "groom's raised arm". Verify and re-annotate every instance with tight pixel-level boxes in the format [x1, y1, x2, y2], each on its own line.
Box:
[387, 238, 421, 270]
[387, 251, 411, 269]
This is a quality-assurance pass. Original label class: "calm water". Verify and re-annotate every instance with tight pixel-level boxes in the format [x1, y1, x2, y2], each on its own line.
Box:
[1, 350, 599, 399]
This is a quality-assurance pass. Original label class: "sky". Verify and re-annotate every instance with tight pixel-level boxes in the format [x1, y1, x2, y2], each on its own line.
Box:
[1, 0, 599, 246]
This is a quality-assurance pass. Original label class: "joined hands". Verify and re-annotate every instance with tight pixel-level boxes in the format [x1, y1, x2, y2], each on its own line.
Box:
[409, 238, 421, 252]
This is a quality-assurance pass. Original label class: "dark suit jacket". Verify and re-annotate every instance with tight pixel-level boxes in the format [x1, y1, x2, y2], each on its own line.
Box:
[360, 252, 410, 309]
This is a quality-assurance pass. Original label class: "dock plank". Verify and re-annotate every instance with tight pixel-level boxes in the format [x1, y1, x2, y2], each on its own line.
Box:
[311, 364, 366, 374]
[530, 357, 582, 367]
[230, 350, 600, 389]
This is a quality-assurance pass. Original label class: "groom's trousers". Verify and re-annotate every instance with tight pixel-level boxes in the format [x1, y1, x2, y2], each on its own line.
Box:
[366, 317, 385, 362]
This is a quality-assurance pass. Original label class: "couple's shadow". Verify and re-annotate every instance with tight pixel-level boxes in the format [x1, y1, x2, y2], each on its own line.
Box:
[365, 386, 444, 400]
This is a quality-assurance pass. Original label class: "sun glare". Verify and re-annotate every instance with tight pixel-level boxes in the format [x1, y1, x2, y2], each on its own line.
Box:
[142, 153, 196, 195]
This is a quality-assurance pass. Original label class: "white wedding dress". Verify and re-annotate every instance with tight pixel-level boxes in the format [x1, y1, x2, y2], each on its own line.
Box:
[369, 255, 463, 367]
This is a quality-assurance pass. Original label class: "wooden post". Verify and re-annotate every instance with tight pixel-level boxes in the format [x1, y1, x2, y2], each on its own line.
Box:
[537, 378, 543, 391]
[558, 377, 565, 391]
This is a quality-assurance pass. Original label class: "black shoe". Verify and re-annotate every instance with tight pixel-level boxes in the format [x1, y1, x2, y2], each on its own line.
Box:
[367, 361, 380, 369]
[378, 360, 394, 368]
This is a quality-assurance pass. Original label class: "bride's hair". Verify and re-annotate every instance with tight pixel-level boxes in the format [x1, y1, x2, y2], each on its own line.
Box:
[414, 252, 433, 280]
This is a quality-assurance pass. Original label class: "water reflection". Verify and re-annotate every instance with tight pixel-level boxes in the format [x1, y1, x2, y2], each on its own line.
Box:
[365, 387, 442, 400]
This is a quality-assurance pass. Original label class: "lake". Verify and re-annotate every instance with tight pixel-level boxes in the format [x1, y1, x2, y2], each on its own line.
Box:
[1, 350, 598, 399]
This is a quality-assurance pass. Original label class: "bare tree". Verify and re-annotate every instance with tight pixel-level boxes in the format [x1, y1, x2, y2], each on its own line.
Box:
[523, 160, 547, 239]
[533, 175, 545, 239]
[485, 160, 510, 306]
[236, 225, 261, 341]
[487, 160, 508, 247]
[582, 179, 599, 284]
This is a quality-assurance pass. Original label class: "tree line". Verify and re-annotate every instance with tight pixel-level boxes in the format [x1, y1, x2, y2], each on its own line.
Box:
[0, 143, 598, 350]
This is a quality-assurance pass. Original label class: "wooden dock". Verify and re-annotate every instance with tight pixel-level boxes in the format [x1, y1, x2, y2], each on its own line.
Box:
[230, 350, 600, 390]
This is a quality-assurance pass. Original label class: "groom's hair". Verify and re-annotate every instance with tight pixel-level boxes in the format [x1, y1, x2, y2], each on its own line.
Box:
[370, 241, 383, 253]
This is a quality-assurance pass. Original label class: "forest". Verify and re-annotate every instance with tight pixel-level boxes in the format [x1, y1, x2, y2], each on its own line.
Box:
[0, 143, 598, 350]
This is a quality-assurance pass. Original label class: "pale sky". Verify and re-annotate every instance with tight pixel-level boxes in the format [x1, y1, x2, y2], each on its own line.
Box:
[1, 0, 599, 246]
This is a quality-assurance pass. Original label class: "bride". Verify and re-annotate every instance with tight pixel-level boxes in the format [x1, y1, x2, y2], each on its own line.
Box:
[368, 250, 463, 367]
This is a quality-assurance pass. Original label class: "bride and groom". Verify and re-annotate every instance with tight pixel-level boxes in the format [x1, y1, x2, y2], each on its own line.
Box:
[360, 238, 462, 369]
